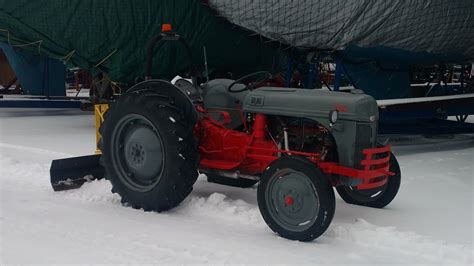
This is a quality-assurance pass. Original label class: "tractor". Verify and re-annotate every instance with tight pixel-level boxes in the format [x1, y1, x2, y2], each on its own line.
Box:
[50, 27, 401, 242]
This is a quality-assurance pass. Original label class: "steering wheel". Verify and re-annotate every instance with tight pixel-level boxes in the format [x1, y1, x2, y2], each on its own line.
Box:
[227, 71, 272, 93]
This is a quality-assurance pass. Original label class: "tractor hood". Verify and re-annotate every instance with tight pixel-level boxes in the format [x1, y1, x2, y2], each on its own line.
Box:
[243, 88, 379, 123]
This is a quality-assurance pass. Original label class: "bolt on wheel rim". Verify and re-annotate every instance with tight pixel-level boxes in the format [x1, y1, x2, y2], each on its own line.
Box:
[266, 169, 320, 232]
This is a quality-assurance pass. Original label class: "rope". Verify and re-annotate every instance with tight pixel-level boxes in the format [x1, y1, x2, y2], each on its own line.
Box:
[0, 29, 11, 45]
[107, 75, 122, 95]
[110, 80, 122, 94]
[11, 40, 43, 54]
[1, 27, 123, 94]
[94, 49, 122, 94]
[95, 69, 123, 95]
[1, 28, 79, 63]
[60, 49, 76, 62]
[94, 49, 118, 68]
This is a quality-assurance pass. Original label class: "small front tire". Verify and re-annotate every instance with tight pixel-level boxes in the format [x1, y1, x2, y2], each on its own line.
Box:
[257, 157, 335, 241]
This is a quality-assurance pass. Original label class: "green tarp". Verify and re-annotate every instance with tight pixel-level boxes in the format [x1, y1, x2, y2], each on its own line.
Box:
[0, 0, 285, 84]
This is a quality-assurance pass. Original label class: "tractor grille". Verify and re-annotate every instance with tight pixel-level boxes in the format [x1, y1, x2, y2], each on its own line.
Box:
[354, 122, 376, 168]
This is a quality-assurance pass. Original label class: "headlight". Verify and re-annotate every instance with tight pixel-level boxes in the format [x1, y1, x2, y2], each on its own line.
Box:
[329, 110, 339, 124]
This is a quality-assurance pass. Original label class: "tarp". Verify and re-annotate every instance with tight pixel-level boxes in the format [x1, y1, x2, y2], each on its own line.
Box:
[0, 0, 285, 84]
[1, 0, 472, 91]
[0, 49, 16, 85]
[208, 0, 474, 62]
[0, 42, 65, 96]
[343, 61, 411, 99]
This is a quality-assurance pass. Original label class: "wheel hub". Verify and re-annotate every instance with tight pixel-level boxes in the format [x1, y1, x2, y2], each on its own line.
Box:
[284, 195, 294, 206]
[112, 114, 165, 192]
[128, 142, 146, 165]
[266, 169, 320, 232]
[283, 191, 303, 212]
[123, 124, 163, 181]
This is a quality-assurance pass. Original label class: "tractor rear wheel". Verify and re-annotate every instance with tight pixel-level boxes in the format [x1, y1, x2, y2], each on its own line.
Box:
[336, 152, 401, 208]
[100, 89, 199, 212]
[257, 157, 335, 241]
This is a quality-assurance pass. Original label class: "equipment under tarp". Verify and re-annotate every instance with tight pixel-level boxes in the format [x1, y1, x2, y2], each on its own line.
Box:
[206, 0, 473, 99]
[0, 0, 285, 84]
[0, 42, 65, 96]
[1, 0, 472, 96]
[0, 49, 17, 87]
[208, 0, 474, 63]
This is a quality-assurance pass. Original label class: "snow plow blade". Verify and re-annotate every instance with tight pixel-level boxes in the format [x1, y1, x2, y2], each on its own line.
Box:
[50, 155, 105, 191]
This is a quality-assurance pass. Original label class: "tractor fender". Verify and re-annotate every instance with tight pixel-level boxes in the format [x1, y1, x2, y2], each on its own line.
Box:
[125, 79, 198, 125]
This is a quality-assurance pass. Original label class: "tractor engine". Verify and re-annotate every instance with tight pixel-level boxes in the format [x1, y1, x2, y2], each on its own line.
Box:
[266, 116, 338, 162]
[196, 79, 338, 176]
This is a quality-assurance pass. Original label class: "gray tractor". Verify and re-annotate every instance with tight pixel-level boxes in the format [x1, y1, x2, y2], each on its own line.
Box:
[51, 30, 401, 242]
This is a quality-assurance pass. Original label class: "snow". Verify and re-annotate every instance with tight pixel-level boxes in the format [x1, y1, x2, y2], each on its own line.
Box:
[0, 108, 473, 264]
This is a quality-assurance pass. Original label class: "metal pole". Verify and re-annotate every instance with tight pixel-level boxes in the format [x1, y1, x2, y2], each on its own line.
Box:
[285, 55, 293, 87]
[334, 60, 342, 91]
[203, 46, 209, 83]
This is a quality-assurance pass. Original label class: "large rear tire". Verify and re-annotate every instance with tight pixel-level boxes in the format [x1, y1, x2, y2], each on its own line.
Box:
[258, 157, 335, 241]
[100, 88, 198, 212]
[336, 152, 401, 208]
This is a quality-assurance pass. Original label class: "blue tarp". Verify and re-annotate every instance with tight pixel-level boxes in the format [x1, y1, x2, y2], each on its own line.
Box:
[0, 42, 65, 96]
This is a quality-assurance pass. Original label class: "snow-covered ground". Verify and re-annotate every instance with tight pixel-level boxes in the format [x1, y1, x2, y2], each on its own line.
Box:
[0, 108, 473, 265]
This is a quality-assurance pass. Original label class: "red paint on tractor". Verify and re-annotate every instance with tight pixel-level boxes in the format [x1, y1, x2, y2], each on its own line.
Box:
[319, 145, 394, 189]
[285, 196, 295, 206]
[196, 112, 277, 174]
[335, 103, 349, 113]
[196, 106, 392, 190]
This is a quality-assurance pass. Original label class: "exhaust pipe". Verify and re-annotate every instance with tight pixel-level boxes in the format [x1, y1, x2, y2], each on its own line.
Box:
[199, 169, 260, 181]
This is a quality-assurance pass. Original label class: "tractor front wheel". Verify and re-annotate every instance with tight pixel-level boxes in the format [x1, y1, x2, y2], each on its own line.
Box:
[100, 89, 199, 212]
[257, 157, 335, 241]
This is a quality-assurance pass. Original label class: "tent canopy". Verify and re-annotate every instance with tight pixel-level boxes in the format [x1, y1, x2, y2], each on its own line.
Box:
[0, 0, 285, 84]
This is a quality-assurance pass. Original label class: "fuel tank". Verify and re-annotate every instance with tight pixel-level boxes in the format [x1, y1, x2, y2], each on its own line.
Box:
[201, 79, 250, 129]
